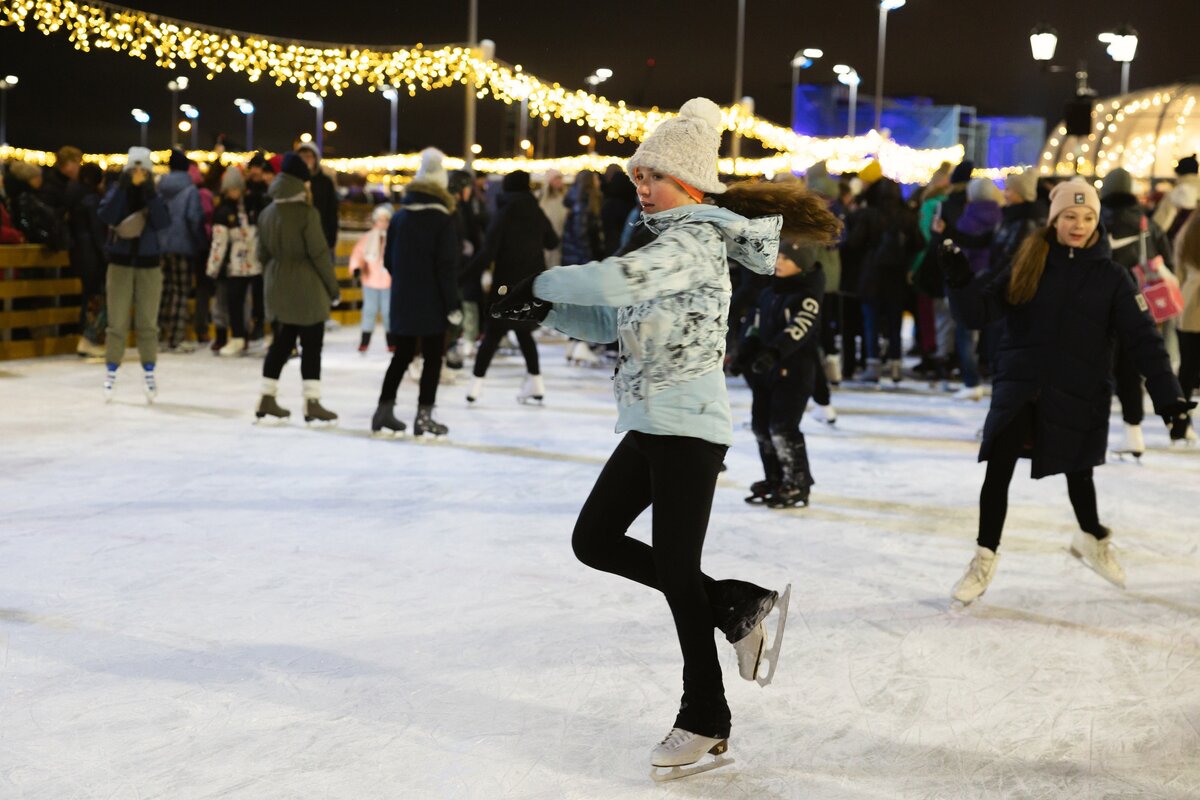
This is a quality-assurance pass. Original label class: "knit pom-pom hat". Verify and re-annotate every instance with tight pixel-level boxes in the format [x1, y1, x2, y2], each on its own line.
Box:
[627, 97, 726, 195]
[414, 147, 448, 189]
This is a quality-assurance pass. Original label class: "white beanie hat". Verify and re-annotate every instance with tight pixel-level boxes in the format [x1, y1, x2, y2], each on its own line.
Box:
[124, 146, 153, 172]
[414, 147, 448, 189]
[627, 97, 726, 195]
[1170, 182, 1198, 211]
[967, 178, 1004, 204]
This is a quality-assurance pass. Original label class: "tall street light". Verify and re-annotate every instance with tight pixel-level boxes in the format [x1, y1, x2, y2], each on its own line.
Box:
[1099, 25, 1138, 95]
[179, 103, 199, 149]
[131, 108, 150, 148]
[731, 0, 747, 159]
[0, 74, 17, 146]
[303, 92, 324, 152]
[790, 48, 823, 129]
[382, 89, 399, 153]
[235, 99, 255, 150]
[874, 0, 905, 132]
[464, 0, 478, 161]
[834, 65, 861, 137]
[167, 75, 188, 147]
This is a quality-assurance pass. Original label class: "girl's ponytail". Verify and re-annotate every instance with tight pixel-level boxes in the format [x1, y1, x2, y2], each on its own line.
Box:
[712, 180, 843, 245]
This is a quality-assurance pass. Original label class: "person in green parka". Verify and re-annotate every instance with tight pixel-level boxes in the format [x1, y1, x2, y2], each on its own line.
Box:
[254, 153, 341, 424]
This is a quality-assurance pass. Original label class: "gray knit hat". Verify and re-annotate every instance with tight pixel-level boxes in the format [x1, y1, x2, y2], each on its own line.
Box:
[627, 97, 726, 195]
[220, 166, 246, 193]
[1005, 169, 1038, 203]
[1100, 167, 1133, 198]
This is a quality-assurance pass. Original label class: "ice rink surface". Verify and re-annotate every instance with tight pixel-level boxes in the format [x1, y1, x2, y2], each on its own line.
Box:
[2, 329, 1198, 800]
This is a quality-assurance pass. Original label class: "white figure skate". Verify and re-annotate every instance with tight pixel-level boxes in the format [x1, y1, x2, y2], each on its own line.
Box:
[649, 728, 733, 782]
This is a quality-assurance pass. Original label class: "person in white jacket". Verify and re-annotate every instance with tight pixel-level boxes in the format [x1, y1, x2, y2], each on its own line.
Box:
[492, 97, 840, 780]
[206, 166, 263, 357]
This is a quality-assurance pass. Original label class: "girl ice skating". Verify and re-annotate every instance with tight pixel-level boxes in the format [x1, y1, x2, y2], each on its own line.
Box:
[491, 97, 840, 781]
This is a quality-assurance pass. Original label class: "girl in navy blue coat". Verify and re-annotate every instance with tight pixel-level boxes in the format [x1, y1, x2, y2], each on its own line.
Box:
[944, 179, 1193, 605]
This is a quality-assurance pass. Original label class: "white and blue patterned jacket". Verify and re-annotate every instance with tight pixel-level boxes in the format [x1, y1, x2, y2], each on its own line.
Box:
[535, 204, 781, 446]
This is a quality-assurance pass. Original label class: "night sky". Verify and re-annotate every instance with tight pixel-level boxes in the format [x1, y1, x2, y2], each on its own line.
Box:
[2, 0, 1198, 159]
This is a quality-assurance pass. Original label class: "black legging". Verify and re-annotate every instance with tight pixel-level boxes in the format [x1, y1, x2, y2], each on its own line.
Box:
[225, 276, 254, 339]
[379, 334, 443, 406]
[572, 431, 732, 739]
[1113, 339, 1145, 425]
[1178, 330, 1200, 401]
[473, 319, 540, 378]
[978, 403, 1103, 551]
[263, 321, 324, 381]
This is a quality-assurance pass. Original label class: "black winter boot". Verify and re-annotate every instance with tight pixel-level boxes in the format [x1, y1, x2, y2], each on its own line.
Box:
[358, 331, 371, 353]
[768, 432, 813, 508]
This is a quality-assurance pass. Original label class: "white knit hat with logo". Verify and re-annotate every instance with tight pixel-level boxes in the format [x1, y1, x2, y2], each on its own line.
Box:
[627, 97, 726, 195]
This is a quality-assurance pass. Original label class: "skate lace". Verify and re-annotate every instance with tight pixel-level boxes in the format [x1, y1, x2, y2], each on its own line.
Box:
[658, 728, 691, 749]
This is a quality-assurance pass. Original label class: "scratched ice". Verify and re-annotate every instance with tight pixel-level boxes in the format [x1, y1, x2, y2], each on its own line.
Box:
[1, 328, 1198, 799]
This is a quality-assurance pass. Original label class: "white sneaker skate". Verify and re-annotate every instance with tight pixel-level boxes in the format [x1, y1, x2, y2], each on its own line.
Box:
[810, 403, 837, 426]
[649, 728, 732, 782]
[1112, 423, 1145, 461]
[518, 374, 545, 405]
[952, 385, 984, 401]
[952, 546, 999, 606]
[567, 341, 599, 366]
[1069, 530, 1126, 588]
[466, 377, 484, 404]
[219, 337, 246, 357]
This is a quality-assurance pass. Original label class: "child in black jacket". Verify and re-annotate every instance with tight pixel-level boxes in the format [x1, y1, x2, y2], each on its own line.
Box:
[739, 237, 826, 508]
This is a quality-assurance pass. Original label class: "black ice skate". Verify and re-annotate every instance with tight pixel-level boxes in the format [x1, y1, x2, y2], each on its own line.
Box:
[414, 404, 448, 437]
[743, 479, 777, 505]
[371, 403, 407, 437]
[766, 481, 810, 508]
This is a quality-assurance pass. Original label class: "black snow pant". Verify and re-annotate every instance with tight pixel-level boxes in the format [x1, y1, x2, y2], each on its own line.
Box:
[473, 319, 540, 378]
[749, 369, 815, 490]
[811, 349, 832, 407]
[380, 334, 444, 407]
[977, 403, 1104, 552]
[1112, 339, 1145, 425]
[224, 277, 255, 340]
[1178, 330, 1200, 401]
[263, 321, 324, 381]
[572, 431, 756, 740]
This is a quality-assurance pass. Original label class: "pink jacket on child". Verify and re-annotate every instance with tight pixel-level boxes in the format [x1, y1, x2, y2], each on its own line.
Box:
[349, 226, 392, 291]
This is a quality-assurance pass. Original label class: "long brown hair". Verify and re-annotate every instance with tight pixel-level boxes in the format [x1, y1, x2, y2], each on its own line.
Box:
[1007, 226, 1053, 304]
[712, 179, 843, 245]
[1177, 210, 1200, 276]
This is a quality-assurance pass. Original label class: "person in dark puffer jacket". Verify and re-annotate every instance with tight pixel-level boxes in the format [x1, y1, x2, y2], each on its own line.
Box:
[944, 178, 1193, 606]
[463, 169, 559, 405]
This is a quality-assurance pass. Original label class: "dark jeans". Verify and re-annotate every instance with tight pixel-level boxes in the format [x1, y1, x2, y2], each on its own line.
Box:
[1112, 339, 1144, 425]
[263, 321, 324, 381]
[572, 432, 732, 739]
[250, 276, 265, 339]
[473, 319, 540, 377]
[978, 403, 1103, 551]
[1177, 330, 1200, 401]
[380, 334, 444, 407]
[193, 262, 216, 340]
[224, 277, 254, 339]
[837, 295, 865, 379]
[861, 298, 904, 362]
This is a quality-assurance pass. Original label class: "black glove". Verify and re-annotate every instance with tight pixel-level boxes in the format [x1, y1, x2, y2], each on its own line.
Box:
[751, 346, 781, 376]
[490, 275, 552, 323]
[732, 337, 762, 377]
[1162, 399, 1197, 441]
[938, 240, 973, 288]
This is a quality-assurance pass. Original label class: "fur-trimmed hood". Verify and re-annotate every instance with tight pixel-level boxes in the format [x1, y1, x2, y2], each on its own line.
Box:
[403, 180, 456, 212]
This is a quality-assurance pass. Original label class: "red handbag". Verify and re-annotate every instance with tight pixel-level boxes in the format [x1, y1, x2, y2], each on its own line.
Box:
[1130, 216, 1184, 323]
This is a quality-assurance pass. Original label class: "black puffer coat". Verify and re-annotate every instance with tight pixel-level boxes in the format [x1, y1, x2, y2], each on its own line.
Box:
[741, 267, 826, 391]
[950, 228, 1183, 478]
[468, 189, 558, 331]
[385, 181, 462, 337]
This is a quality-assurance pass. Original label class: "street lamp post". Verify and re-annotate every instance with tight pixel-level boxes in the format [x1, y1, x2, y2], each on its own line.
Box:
[790, 49, 823, 129]
[834, 65, 861, 137]
[382, 89, 399, 153]
[1099, 25, 1138, 95]
[179, 104, 199, 149]
[131, 108, 150, 148]
[0, 74, 17, 146]
[167, 75, 188, 147]
[303, 92, 324, 152]
[874, 0, 905, 132]
[235, 99, 255, 150]
[464, 0, 478, 161]
[731, 0, 746, 159]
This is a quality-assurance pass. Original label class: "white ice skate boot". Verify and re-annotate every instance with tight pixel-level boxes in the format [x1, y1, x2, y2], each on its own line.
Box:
[142, 366, 157, 404]
[823, 353, 842, 386]
[103, 366, 116, 403]
[649, 728, 732, 782]
[466, 377, 484, 404]
[567, 341, 599, 366]
[1173, 424, 1199, 447]
[219, 337, 246, 357]
[953, 385, 984, 401]
[951, 546, 1000, 606]
[733, 620, 767, 681]
[1069, 529, 1126, 588]
[810, 402, 837, 426]
[1114, 423, 1145, 461]
[407, 357, 423, 381]
[517, 374, 545, 405]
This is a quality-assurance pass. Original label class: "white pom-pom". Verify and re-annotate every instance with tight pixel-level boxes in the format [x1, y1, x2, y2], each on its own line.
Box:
[678, 97, 722, 131]
[419, 147, 444, 171]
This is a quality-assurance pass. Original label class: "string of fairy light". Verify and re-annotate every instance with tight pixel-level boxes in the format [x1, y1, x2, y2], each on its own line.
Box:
[0, 0, 982, 183]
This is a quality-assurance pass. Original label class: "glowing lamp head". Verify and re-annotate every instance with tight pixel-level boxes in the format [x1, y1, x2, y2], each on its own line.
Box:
[880, 0, 905, 10]
[1030, 24, 1058, 61]
[1, 75, 17, 87]
[131, 108, 150, 124]
[1100, 25, 1138, 63]
[382, 89, 398, 101]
